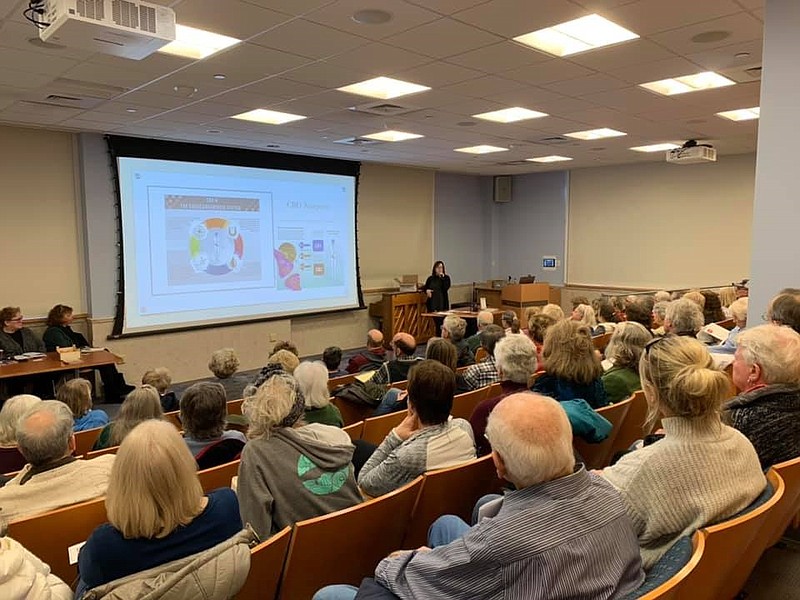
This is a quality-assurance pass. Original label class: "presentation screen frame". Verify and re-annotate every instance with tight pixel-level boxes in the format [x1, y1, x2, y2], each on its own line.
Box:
[105, 135, 364, 338]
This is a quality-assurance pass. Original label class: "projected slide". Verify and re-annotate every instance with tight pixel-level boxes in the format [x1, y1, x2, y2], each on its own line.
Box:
[117, 156, 359, 334]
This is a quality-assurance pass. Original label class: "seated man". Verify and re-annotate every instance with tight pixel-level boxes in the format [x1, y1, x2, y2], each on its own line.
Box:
[369, 333, 422, 386]
[441, 315, 475, 367]
[358, 360, 475, 497]
[180, 382, 246, 466]
[322, 346, 347, 378]
[0, 401, 115, 522]
[462, 325, 505, 391]
[315, 393, 644, 600]
[346, 329, 388, 374]
[464, 311, 494, 353]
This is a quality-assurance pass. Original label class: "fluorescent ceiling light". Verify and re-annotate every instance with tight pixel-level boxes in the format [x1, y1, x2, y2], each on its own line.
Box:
[513, 14, 639, 57]
[565, 128, 627, 140]
[362, 130, 424, 142]
[231, 109, 307, 125]
[716, 107, 760, 121]
[640, 71, 736, 96]
[454, 145, 509, 154]
[526, 155, 573, 163]
[630, 143, 682, 153]
[337, 76, 430, 100]
[473, 107, 548, 123]
[158, 25, 241, 59]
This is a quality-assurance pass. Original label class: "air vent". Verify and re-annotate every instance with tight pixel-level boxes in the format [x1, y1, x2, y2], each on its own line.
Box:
[23, 77, 127, 109]
[744, 66, 762, 78]
[534, 136, 571, 145]
[348, 101, 418, 116]
[112, 0, 139, 29]
[77, 0, 105, 20]
[496, 160, 529, 166]
[333, 137, 385, 146]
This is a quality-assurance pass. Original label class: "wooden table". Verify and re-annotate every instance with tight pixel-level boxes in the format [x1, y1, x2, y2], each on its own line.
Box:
[422, 309, 503, 338]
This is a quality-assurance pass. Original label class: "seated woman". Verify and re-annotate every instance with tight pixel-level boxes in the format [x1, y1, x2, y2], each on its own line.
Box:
[56, 378, 108, 432]
[358, 360, 475, 497]
[238, 372, 362, 538]
[180, 382, 246, 467]
[252, 349, 300, 388]
[142, 367, 177, 412]
[710, 297, 748, 354]
[0, 530, 71, 600]
[42, 304, 134, 403]
[532, 320, 607, 408]
[93, 385, 165, 450]
[0, 307, 45, 357]
[0, 394, 41, 473]
[294, 361, 344, 427]
[208, 348, 252, 401]
[724, 324, 800, 469]
[601, 322, 652, 404]
[594, 300, 618, 335]
[651, 301, 669, 337]
[571, 304, 597, 330]
[602, 335, 766, 569]
[700, 290, 726, 325]
[527, 313, 556, 367]
[540, 303, 565, 321]
[75, 420, 246, 598]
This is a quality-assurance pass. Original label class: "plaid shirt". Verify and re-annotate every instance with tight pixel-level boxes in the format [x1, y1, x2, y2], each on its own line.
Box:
[462, 355, 499, 391]
[369, 356, 421, 386]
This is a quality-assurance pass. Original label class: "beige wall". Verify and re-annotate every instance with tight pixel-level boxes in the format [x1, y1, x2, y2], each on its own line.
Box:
[0, 126, 84, 317]
[568, 153, 756, 289]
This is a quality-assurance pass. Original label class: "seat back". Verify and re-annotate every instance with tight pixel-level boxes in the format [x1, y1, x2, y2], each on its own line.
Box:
[342, 420, 364, 442]
[73, 427, 104, 457]
[228, 398, 244, 415]
[609, 390, 648, 459]
[330, 396, 375, 427]
[84, 445, 119, 459]
[572, 397, 632, 469]
[636, 531, 706, 600]
[474, 347, 489, 363]
[485, 382, 502, 398]
[195, 438, 245, 471]
[450, 387, 490, 421]
[197, 459, 240, 492]
[278, 477, 423, 600]
[592, 332, 613, 352]
[768, 455, 800, 546]
[328, 372, 358, 392]
[7, 496, 107, 584]
[163, 410, 182, 429]
[235, 526, 292, 600]
[403, 455, 500, 548]
[361, 411, 407, 446]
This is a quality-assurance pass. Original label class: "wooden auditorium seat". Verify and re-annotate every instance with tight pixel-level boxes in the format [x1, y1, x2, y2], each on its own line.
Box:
[572, 397, 632, 470]
[636, 532, 706, 600]
[592, 332, 613, 353]
[450, 387, 491, 421]
[228, 398, 244, 415]
[331, 396, 374, 427]
[361, 411, 407, 446]
[609, 390, 648, 460]
[84, 445, 119, 459]
[342, 420, 364, 442]
[73, 427, 104, 457]
[163, 410, 182, 429]
[328, 372, 359, 392]
[278, 477, 423, 600]
[235, 526, 292, 600]
[197, 459, 239, 492]
[767, 455, 800, 546]
[474, 347, 489, 363]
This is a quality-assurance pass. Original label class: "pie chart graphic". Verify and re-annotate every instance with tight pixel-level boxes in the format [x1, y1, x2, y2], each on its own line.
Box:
[189, 218, 244, 275]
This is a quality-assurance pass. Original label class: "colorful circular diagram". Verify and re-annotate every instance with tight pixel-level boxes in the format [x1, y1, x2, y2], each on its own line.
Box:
[189, 218, 243, 275]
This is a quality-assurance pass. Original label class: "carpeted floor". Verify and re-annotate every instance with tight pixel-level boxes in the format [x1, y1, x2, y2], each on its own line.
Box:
[741, 535, 800, 599]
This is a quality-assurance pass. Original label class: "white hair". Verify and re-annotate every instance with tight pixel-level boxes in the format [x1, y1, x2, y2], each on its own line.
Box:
[493, 334, 538, 384]
[575, 304, 597, 328]
[729, 297, 748, 324]
[294, 361, 331, 409]
[665, 299, 704, 335]
[16, 400, 74, 466]
[654, 290, 671, 303]
[442, 315, 467, 342]
[477, 310, 494, 327]
[737, 324, 800, 385]
[0, 394, 41, 446]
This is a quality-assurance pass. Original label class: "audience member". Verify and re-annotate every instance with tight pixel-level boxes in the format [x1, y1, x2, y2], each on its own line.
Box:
[208, 348, 251, 400]
[0, 401, 114, 522]
[272, 340, 299, 356]
[0, 529, 71, 599]
[315, 393, 644, 600]
[464, 310, 495, 353]
[75, 421, 247, 598]
[425, 338, 471, 394]
[724, 325, 800, 469]
[295, 361, 344, 427]
[252, 349, 301, 388]
[500, 310, 516, 333]
[238, 373, 361, 538]
[595, 300, 618, 335]
[470, 334, 538, 456]
[526, 313, 556, 366]
[462, 325, 505, 391]
[571, 303, 597, 329]
[540, 303, 565, 321]
[700, 290, 725, 325]
[0, 394, 41, 473]
[601, 322, 652, 404]
[142, 367, 178, 412]
[369, 333, 422, 386]
[766, 289, 800, 333]
[180, 382, 246, 462]
[718, 286, 737, 316]
[653, 290, 671, 303]
[664, 298, 704, 337]
[571, 295, 591, 309]
[346, 329, 387, 374]
[602, 335, 766, 568]
[0, 307, 45, 356]
[56, 378, 108, 432]
[441, 315, 475, 367]
[322, 346, 346, 378]
[624, 298, 654, 331]
[710, 297, 748, 354]
[651, 301, 669, 336]
[682, 290, 705, 309]
[93, 385, 165, 450]
[358, 361, 475, 497]
[532, 320, 607, 408]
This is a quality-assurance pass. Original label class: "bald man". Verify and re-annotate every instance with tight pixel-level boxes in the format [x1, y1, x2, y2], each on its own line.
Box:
[464, 310, 495, 353]
[0, 400, 114, 522]
[346, 329, 388, 374]
[314, 393, 644, 600]
[369, 333, 421, 386]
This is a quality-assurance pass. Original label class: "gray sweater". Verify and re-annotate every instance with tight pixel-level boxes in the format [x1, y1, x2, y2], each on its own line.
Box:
[0, 328, 45, 356]
[237, 424, 362, 538]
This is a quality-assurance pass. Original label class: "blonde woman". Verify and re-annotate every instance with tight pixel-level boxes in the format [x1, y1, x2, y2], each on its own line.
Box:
[208, 348, 251, 400]
[238, 373, 362, 538]
[540, 303, 565, 321]
[75, 421, 246, 598]
[601, 322, 652, 404]
[718, 286, 737, 317]
[142, 367, 177, 411]
[92, 385, 165, 450]
[0, 394, 40, 473]
[56, 378, 108, 432]
[532, 320, 607, 408]
[570, 304, 597, 329]
[602, 335, 765, 569]
[294, 361, 344, 427]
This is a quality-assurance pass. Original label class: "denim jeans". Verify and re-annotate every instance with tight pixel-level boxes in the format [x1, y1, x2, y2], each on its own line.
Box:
[372, 388, 406, 417]
[312, 584, 359, 600]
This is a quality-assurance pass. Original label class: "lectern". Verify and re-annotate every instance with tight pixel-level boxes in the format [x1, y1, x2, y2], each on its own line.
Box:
[501, 283, 551, 320]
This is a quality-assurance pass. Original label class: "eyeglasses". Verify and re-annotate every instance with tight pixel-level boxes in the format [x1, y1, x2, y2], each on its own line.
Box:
[8, 316, 23, 322]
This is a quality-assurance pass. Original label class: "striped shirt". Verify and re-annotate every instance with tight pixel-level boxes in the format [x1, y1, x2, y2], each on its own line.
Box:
[462, 355, 499, 391]
[376, 467, 644, 600]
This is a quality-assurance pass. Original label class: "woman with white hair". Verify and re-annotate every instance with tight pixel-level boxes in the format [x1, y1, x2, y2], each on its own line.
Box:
[75, 420, 248, 598]
[663, 298, 704, 337]
[601, 322, 652, 404]
[570, 304, 597, 329]
[710, 297, 748, 355]
[294, 361, 344, 427]
[238, 373, 361, 538]
[0, 394, 41, 473]
[724, 324, 800, 469]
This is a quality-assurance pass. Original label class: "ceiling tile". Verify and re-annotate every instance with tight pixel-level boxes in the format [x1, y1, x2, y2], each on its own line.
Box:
[282, 62, 372, 88]
[582, 87, 679, 114]
[483, 87, 598, 115]
[451, 0, 585, 37]
[408, 0, 492, 16]
[686, 39, 762, 71]
[438, 75, 528, 99]
[445, 41, 551, 74]
[652, 12, 763, 55]
[566, 39, 677, 71]
[0, 47, 79, 76]
[393, 61, 485, 88]
[250, 19, 370, 59]
[606, 0, 745, 36]
[304, 0, 441, 40]
[543, 73, 629, 96]
[502, 60, 595, 85]
[323, 43, 433, 75]
[238, 78, 326, 102]
[0, 67, 57, 89]
[173, 0, 294, 39]
[384, 17, 502, 59]
[60, 62, 157, 90]
[240, 0, 337, 16]
[608, 57, 707, 84]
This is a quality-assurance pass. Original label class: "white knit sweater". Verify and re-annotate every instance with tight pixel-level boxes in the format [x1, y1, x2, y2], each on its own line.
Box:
[602, 417, 766, 569]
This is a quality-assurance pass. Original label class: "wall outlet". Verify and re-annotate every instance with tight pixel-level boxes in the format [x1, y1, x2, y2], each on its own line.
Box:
[269, 332, 276, 342]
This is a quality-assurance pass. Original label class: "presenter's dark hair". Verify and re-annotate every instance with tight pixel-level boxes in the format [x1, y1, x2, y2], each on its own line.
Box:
[47, 304, 73, 327]
[431, 260, 447, 276]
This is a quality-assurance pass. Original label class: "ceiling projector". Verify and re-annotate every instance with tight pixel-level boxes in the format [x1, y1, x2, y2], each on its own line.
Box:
[666, 140, 717, 165]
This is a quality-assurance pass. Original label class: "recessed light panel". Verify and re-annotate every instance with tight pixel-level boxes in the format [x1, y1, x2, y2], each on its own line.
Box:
[640, 71, 736, 96]
[526, 155, 573, 163]
[716, 107, 760, 121]
[513, 14, 639, 57]
[564, 128, 627, 140]
[473, 107, 548, 123]
[337, 76, 430, 100]
[158, 25, 241, 60]
[454, 145, 509, 154]
[630, 143, 682, 153]
[362, 130, 424, 142]
[231, 109, 307, 125]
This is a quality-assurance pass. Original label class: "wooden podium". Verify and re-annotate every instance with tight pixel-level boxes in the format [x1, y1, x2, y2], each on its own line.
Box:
[501, 283, 551, 320]
[368, 292, 436, 346]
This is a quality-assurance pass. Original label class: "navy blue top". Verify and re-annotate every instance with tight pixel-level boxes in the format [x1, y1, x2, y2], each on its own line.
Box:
[532, 373, 608, 409]
[77, 488, 242, 591]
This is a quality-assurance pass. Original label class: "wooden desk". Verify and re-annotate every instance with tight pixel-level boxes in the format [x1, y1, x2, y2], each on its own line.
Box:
[369, 292, 436, 345]
[474, 286, 503, 310]
[501, 283, 551, 320]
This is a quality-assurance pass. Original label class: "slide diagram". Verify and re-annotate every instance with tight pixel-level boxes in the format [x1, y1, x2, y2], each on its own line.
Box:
[189, 217, 245, 276]
[273, 224, 344, 292]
